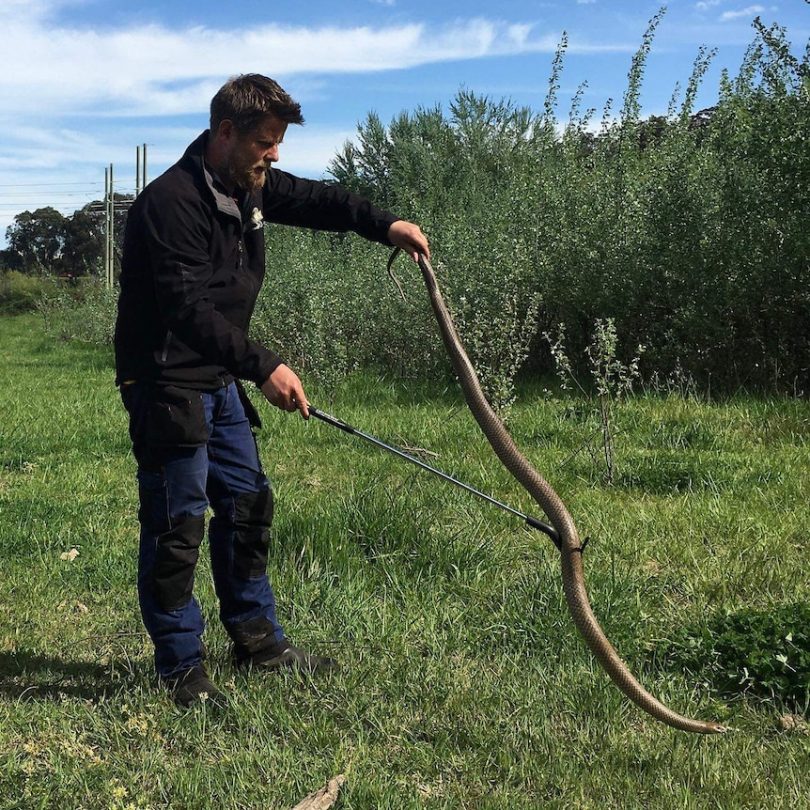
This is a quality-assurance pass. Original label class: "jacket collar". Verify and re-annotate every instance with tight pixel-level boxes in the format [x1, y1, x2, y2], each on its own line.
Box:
[184, 131, 262, 224]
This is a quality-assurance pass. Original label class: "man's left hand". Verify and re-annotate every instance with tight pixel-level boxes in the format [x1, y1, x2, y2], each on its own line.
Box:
[388, 220, 430, 262]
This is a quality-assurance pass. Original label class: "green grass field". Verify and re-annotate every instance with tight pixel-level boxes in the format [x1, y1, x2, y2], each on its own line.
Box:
[0, 312, 808, 809]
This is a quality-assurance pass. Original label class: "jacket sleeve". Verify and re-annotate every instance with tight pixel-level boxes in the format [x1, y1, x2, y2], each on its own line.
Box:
[261, 170, 398, 242]
[141, 190, 283, 386]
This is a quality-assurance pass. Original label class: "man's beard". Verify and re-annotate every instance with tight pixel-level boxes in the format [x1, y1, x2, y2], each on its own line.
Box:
[228, 154, 268, 192]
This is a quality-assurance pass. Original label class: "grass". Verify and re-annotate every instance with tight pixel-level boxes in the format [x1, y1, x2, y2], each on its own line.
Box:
[0, 312, 808, 809]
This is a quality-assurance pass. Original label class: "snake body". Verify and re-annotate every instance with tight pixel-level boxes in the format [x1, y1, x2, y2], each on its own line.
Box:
[411, 252, 726, 735]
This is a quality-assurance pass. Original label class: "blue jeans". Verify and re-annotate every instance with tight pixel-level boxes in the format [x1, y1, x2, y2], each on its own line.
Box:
[121, 381, 285, 678]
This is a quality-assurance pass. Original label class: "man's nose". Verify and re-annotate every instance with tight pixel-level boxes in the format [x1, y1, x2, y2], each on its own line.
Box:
[265, 145, 279, 163]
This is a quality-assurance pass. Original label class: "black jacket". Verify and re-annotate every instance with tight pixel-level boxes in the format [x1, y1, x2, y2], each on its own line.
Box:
[114, 131, 397, 389]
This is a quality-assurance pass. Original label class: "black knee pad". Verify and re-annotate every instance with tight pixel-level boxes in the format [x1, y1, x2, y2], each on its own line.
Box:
[233, 488, 274, 579]
[152, 514, 205, 611]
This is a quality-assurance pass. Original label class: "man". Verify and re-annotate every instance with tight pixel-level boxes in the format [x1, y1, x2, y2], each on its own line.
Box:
[115, 74, 429, 707]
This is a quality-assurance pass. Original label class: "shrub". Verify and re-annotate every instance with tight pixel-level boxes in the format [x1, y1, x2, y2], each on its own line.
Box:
[37, 279, 117, 345]
[272, 11, 809, 397]
[0, 271, 58, 314]
[654, 603, 810, 711]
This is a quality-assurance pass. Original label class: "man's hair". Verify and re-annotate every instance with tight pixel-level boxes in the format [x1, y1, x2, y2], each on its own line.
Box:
[210, 74, 304, 133]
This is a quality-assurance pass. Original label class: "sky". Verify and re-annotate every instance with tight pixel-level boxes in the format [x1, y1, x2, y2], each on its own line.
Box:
[1, 0, 807, 247]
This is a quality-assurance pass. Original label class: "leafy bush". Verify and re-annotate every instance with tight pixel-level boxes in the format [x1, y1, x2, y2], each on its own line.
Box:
[252, 225, 446, 393]
[37, 279, 117, 345]
[28, 11, 809, 399]
[0, 271, 58, 314]
[655, 603, 810, 711]
[260, 11, 809, 396]
[259, 91, 553, 405]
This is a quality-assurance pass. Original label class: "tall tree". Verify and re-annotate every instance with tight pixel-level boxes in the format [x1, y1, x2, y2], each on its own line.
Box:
[61, 208, 104, 277]
[5, 207, 65, 274]
[3, 195, 132, 277]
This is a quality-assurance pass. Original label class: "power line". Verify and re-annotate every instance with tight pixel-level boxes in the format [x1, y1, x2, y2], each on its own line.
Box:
[0, 181, 105, 188]
[2, 146, 147, 270]
[0, 194, 119, 200]
[0, 186, 137, 195]
[0, 195, 135, 202]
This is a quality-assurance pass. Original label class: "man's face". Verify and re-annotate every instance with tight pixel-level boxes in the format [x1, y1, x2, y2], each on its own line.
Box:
[224, 115, 288, 192]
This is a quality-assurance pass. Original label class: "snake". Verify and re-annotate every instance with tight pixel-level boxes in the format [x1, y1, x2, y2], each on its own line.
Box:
[389, 248, 726, 735]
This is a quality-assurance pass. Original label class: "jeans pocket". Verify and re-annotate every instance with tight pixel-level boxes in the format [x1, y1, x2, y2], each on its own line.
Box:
[147, 385, 209, 448]
[234, 380, 262, 429]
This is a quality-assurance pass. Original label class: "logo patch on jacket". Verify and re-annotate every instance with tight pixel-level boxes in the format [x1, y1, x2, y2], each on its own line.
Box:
[249, 207, 264, 230]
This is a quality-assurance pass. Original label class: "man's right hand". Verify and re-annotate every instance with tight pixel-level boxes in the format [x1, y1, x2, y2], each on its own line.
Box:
[260, 364, 309, 418]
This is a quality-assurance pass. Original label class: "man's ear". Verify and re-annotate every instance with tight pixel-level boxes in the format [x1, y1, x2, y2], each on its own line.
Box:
[216, 119, 236, 141]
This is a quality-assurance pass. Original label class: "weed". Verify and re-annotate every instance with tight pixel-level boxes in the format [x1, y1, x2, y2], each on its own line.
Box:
[655, 603, 810, 711]
[546, 318, 644, 483]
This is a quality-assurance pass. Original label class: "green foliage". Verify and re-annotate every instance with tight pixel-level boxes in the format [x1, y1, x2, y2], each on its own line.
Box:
[0, 271, 58, 314]
[251, 226, 446, 392]
[261, 10, 809, 396]
[270, 90, 551, 406]
[537, 15, 809, 394]
[37, 278, 117, 344]
[5, 207, 66, 274]
[656, 603, 810, 711]
[4, 197, 125, 278]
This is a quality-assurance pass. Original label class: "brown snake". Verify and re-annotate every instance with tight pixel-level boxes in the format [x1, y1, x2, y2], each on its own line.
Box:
[390, 248, 726, 734]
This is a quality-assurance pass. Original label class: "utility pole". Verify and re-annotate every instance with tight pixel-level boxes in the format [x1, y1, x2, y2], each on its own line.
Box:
[104, 162, 114, 288]
[135, 143, 148, 195]
[104, 165, 110, 286]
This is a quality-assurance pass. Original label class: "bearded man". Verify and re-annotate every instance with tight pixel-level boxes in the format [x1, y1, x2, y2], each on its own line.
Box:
[115, 74, 429, 707]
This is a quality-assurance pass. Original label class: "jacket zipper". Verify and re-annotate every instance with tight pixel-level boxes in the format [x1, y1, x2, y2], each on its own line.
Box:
[160, 330, 173, 363]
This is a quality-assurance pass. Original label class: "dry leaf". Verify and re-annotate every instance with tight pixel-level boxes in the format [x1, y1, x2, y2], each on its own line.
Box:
[60, 548, 80, 562]
[292, 774, 346, 810]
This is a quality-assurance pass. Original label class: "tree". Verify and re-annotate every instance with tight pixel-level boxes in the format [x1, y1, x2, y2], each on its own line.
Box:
[0, 249, 23, 272]
[3, 194, 132, 277]
[5, 207, 65, 274]
[61, 208, 104, 277]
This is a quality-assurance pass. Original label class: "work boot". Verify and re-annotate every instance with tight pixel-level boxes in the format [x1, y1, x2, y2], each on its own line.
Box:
[236, 639, 338, 674]
[164, 664, 227, 708]
[229, 616, 337, 673]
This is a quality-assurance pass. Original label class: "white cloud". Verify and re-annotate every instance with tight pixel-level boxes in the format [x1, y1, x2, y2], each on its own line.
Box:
[695, 0, 724, 10]
[0, 124, 357, 240]
[577, 1, 598, 5]
[720, 5, 765, 21]
[0, 5, 630, 121]
[0, 1, 636, 246]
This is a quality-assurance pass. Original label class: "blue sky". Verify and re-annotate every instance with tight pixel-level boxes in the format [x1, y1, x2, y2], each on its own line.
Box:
[1, 0, 807, 246]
